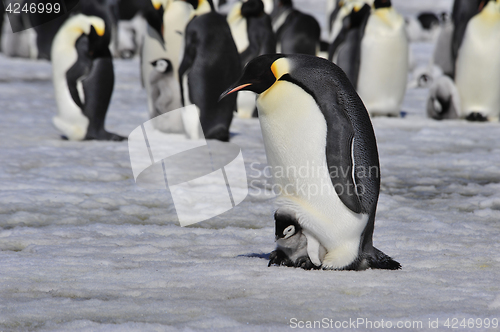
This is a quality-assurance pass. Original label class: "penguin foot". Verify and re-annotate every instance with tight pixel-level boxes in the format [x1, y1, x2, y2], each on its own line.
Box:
[205, 125, 230, 142]
[85, 131, 127, 141]
[465, 112, 488, 122]
[295, 256, 319, 270]
[268, 250, 293, 267]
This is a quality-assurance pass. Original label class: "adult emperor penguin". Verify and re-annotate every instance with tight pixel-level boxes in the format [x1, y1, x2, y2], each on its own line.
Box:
[179, 10, 241, 141]
[51, 14, 123, 140]
[455, 0, 500, 121]
[356, 0, 409, 117]
[220, 54, 401, 270]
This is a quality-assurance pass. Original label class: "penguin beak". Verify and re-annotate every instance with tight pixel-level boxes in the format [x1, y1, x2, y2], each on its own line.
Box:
[219, 83, 252, 101]
[152, 0, 162, 10]
[93, 25, 105, 37]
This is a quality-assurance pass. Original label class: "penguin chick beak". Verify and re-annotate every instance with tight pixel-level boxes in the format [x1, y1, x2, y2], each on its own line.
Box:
[219, 83, 252, 101]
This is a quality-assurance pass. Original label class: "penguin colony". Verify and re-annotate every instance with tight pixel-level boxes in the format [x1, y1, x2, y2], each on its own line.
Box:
[1, 0, 499, 270]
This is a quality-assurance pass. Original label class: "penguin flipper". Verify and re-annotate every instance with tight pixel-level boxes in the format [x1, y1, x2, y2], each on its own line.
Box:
[66, 35, 93, 109]
[367, 247, 401, 270]
[178, 28, 197, 107]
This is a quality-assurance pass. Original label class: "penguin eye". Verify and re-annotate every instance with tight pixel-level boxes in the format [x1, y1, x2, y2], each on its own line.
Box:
[154, 60, 169, 73]
[283, 225, 295, 239]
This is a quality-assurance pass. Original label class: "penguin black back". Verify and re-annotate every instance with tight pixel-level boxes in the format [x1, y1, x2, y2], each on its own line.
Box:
[179, 12, 241, 141]
[275, 0, 320, 55]
[328, 4, 371, 88]
[451, 0, 484, 75]
[240, 0, 276, 66]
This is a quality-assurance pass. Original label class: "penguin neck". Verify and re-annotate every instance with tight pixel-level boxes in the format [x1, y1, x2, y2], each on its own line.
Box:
[479, 0, 500, 22]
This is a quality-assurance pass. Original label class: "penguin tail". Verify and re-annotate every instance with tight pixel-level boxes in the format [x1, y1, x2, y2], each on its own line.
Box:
[368, 247, 401, 270]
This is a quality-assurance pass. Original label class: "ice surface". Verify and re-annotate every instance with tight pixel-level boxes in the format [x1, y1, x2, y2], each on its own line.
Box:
[1, 0, 500, 331]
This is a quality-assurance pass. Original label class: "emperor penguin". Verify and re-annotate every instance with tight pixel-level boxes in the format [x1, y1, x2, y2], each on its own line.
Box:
[179, 10, 241, 141]
[426, 75, 460, 120]
[455, 0, 500, 122]
[356, 0, 409, 117]
[51, 14, 123, 140]
[271, 0, 320, 56]
[220, 54, 401, 270]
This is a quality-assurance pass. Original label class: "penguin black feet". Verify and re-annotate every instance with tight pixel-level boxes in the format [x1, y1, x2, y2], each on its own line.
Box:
[204, 125, 230, 142]
[465, 112, 488, 122]
[268, 250, 319, 270]
[268, 249, 294, 267]
[85, 130, 127, 141]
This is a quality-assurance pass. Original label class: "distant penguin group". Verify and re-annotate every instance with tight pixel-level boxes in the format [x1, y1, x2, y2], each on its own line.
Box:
[429, 0, 500, 121]
[329, 0, 409, 117]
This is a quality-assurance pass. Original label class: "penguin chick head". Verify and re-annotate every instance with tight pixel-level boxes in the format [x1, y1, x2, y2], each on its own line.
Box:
[374, 0, 391, 9]
[219, 54, 289, 99]
[151, 59, 172, 74]
[275, 214, 302, 241]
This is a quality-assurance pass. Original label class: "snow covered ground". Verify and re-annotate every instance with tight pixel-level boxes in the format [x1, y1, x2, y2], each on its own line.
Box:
[1, 0, 500, 331]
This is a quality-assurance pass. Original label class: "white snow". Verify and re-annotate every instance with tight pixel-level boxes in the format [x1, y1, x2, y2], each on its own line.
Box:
[1, 0, 500, 331]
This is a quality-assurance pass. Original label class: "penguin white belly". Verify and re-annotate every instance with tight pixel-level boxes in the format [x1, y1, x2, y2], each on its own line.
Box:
[257, 81, 368, 269]
[51, 45, 89, 141]
[262, 0, 274, 14]
[455, 5, 500, 121]
[229, 18, 249, 54]
[163, 2, 194, 71]
[357, 9, 409, 117]
[236, 91, 257, 119]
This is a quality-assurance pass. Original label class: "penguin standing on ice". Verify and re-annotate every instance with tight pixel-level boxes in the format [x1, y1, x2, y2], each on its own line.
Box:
[356, 0, 409, 117]
[221, 54, 400, 270]
[51, 1, 125, 141]
[272, 0, 320, 55]
[179, 8, 241, 141]
[455, 0, 500, 121]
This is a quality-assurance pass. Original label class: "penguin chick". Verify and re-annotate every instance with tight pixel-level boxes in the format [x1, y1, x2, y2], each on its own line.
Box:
[426, 75, 460, 120]
[269, 210, 324, 270]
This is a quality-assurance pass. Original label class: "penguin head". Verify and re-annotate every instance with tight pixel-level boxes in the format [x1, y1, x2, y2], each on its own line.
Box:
[143, 0, 165, 43]
[151, 59, 172, 74]
[374, 0, 391, 9]
[275, 215, 301, 241]
[349, 3, 372, 27]
[241, 0, 265, 17]
[220, 54, 288, 98]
